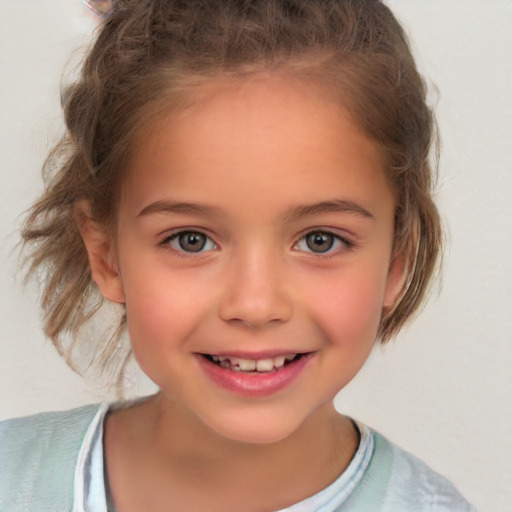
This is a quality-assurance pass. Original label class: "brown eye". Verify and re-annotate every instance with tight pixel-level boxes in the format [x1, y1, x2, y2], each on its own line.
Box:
[305, 232, 335, 253]
[168, 231, 216, 253]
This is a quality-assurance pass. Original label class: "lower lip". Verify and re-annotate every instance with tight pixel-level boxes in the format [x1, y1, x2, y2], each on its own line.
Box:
[196, 354, 313, 398]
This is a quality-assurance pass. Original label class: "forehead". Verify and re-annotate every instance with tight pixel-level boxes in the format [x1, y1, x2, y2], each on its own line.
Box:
[122, 75, 394, 219]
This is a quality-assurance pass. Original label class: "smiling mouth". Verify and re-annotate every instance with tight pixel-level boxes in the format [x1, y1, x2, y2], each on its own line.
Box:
[201, 353, 307, 373]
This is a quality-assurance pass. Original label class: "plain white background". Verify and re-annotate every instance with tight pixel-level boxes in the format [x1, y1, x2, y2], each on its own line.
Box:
[1, 1, 511, 510]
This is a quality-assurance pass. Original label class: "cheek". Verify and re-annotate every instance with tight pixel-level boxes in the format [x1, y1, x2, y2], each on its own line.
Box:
[305, 268, 388, 345]
[119, 264, 205, 368]
[124, 289, 204, 391]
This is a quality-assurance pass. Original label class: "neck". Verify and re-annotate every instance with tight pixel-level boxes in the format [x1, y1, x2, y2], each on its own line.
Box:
[105, 393, 359, 512]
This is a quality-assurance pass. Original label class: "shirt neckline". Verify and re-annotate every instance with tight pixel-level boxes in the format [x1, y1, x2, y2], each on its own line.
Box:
[73, 402, 374, 512]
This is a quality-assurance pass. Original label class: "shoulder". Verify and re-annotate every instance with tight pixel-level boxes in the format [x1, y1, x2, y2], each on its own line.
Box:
[371, 431, 478, 512]
[338, 425, 477, 512]
[0, 403, 106, 511]
[0, 403, 104, 463]
[1, 402, 102, 435]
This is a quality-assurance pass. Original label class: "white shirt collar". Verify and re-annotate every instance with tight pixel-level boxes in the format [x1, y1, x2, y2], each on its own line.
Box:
[72, 403, 374, 512]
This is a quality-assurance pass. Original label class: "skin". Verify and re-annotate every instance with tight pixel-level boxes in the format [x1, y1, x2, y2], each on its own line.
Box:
[79, 75, 405, 511]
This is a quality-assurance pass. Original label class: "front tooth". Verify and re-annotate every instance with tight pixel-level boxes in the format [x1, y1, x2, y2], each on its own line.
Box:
[235, 358, 257, 372]
[273, 355, 286, 369]
[256, 358, 274, 372]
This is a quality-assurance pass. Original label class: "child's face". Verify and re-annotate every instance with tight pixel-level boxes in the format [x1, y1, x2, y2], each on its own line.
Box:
[94, 77, 404, 444]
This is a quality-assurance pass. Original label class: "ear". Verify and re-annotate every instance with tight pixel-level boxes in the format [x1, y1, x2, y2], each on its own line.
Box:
[74, 200, 126, 304]
[383, 251, 408, 308]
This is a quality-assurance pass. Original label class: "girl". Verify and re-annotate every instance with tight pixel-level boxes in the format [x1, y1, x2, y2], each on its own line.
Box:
[0, 1, 478, 510]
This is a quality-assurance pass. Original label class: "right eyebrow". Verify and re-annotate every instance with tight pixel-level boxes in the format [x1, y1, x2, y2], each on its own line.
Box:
[137, 200, 222, 218]
[283, 199, 375, 223]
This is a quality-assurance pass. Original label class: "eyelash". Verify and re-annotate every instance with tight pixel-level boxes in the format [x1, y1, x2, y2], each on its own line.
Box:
[159, 229, 355, 257]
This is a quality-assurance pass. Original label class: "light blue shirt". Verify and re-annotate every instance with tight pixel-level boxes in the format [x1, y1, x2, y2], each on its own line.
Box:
[77, 404, 375, 512]
[1, 402, 478, 511]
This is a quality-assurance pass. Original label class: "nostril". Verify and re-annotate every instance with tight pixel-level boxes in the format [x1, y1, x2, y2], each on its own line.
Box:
[221, 309, 293, 329]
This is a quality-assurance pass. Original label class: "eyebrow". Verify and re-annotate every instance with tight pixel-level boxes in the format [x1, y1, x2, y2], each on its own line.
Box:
[137, 200, 222, 218]
[137, 198, 374, 221]
[284, 199, 375, 222]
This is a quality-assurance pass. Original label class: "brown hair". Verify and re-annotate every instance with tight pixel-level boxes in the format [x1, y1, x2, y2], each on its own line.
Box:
[22, 0, 441, 385]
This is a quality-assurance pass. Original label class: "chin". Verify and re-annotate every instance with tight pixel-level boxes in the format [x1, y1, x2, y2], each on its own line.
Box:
[215, 420, 300, 445]
[201, 405, 318, 446]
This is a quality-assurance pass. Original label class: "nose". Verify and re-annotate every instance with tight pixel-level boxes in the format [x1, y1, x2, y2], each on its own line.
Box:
[218, 247, 294, 328]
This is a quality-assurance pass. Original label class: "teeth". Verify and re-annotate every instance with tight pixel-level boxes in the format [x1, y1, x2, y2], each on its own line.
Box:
[210, 354, 299, 372]
[274, 355, 285, 369]
[256, 359, 274, 372]
[236, 358, 256, 372]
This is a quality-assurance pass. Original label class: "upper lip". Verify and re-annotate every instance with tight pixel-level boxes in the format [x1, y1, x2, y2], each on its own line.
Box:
[197, 350, 313, 359]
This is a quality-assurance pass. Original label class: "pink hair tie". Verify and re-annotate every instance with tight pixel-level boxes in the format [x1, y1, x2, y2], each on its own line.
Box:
[84, 0, 116, 18]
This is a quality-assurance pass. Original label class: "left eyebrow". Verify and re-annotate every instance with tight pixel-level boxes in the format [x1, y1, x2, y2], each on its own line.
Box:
[137, 200, 222, 218]
[283, 199, 375, 222]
